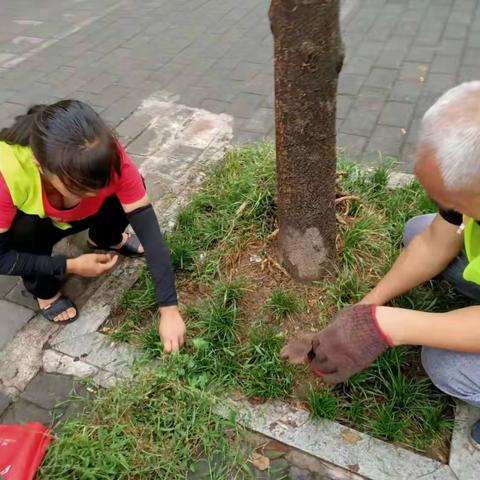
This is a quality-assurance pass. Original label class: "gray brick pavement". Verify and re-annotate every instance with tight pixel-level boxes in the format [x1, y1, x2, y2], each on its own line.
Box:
[0, 372, 88, 426]
[0, 0, 473, 173]
[0, 299, 35, 350]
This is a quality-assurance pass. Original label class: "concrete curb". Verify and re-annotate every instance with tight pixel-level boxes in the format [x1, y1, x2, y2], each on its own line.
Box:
[222, 399, 455, 480]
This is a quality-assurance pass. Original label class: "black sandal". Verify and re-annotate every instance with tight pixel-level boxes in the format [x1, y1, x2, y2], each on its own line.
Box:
[40, 296, 79, 324]
[87, 233, 144, 258]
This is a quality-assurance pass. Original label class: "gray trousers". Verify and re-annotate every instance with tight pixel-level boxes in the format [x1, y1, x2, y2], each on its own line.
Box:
[404, 214, 480, 407]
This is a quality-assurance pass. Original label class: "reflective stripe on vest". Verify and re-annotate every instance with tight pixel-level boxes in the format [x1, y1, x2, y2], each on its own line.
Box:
[0, 141, 70, 229]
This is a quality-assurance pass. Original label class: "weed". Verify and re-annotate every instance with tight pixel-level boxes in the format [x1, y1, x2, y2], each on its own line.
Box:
[241, 328, 294, 399]
[266, 288, 303, 318]
[308, 387, 341, 420]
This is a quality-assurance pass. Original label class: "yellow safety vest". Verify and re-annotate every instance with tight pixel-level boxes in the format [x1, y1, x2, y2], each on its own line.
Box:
[0, 141, 70, 229]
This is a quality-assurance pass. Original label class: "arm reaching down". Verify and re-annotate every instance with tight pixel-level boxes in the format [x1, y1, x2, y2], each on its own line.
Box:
[125, 200, 186, 352]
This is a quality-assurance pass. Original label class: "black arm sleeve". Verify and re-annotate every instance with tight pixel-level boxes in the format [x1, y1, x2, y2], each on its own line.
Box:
[126, 204, 178, 308]
[0, 234, 66, 276]
[438, 208, 462, 226]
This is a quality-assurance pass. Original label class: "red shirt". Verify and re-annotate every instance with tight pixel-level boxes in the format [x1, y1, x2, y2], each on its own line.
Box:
[0, 144, 145, 229]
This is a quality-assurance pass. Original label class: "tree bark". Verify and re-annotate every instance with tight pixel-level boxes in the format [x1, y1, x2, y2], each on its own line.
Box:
[269, 0, 343, 282]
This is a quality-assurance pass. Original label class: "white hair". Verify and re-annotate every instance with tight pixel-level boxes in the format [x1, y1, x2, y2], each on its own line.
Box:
[417, 81, 480, 190]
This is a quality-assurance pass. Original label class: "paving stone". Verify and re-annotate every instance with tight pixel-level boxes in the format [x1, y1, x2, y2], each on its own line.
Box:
[230, 62, 261, 81]
[378, 101, 414, 128]
[443, 23, 469, 41]
[337, 133, 367, 158]
[463, 48, 480, 67]
[0, 299, 35, 350]
[21, 372, 76, 410]
[436, 39, 465, 56]
[430, 54, 461, 74]
[383, 36, 413, 54]
[355, 41, 384, 59]
[336, 95, 353, 120]
[390, 79, 423, 104]
[0, 276, 17, 297]
[340, 109, 379, 137]
[199, 98, 231, 115]
[365, 125, 406, 158]
[234, 129, 265, 145]
[342, 56, 374, 76]
[337, 74, 365, 95]
[241, 107, 274, 134]
[424, 73, 456, 94]
[5, 283, 38, 311]
[0, 391, 10, 416]
[365, 68, 398, 89]
[289, 466, 314, 480]
[1, 398, 52, 425]
[352, 94, 385, 113]
[458, 66, 480, 83]
[374, 50, 405, 69]
[405, 46, 435, 63]
[230, 92, 264, 119]
[358, 85, 390, 100]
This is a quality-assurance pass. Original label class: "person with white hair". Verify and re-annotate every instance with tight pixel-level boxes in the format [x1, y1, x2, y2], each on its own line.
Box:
[281, 81, 480, 447]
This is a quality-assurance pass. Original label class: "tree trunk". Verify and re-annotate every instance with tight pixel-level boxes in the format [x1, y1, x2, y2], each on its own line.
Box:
[269, 0, 344, 282]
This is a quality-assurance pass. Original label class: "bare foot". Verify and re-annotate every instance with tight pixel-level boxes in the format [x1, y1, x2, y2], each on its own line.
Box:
[37, 292, 77, 323]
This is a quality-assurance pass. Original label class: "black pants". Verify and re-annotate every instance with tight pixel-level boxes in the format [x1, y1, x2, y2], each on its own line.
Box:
[5, 195, 128, 300]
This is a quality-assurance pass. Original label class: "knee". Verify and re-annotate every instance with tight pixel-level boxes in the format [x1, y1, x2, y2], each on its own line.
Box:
[422, 347, 480, 407]
[403, 214, 435, 247]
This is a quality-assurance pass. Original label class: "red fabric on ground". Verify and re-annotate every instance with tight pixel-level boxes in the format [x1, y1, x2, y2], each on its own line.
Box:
[0, 423, 52, 480]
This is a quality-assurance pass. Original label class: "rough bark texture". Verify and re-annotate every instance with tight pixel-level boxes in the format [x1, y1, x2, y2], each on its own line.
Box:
[269, 0, 343, 282]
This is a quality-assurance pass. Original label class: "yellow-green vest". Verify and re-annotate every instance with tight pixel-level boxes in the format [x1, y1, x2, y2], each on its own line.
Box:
[462, 216, 480, 284]
[0, 141, 70, 229]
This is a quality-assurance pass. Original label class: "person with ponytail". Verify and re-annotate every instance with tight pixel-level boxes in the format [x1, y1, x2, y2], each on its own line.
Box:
[0, 100, 185, 353]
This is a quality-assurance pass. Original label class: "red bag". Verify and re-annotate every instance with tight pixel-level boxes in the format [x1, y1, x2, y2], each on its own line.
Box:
[0, 423, 52, 480]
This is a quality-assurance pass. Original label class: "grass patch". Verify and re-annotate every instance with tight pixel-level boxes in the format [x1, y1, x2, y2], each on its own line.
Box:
[39, 366, 246, 479]
[78, 142, 468, 473]
[308, 387, 341, 421]
[266, 288, 303, 319]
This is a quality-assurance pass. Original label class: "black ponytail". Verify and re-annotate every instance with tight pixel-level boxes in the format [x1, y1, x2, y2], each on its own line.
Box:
[0, 104, 46, 146]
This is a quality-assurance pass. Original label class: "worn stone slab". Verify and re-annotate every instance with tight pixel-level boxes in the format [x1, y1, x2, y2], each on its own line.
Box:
[449, 402, 480, 480]
[43, 349, 99, 378]
[223, 399, 456, 480]
[5, 283, 38, 311]
[0, 315, 60, 397]
[49, 258, 142, 346]
[0, 390, 10, 417]
[1, 398, 51, 425]
[0, 276, 17, 297]
[52, 332, 138, 376]
[43, 349, 119, 389]
[387, 172, 415, 189]
[0, 299, 36, 350]
[21, 372, 77, 410]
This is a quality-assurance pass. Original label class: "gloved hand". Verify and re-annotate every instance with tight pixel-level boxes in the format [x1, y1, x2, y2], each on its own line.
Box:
[280, 304, 393, 384]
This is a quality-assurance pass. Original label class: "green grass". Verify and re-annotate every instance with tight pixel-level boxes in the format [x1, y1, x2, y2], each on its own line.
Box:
[266, 288, 303, 318]
[44, 143, 466, 476]
[168, 143, 276, 279]
[39, 366, 246, 479]
[308, 387, 341, 420]
[116, 145, 463, 453]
